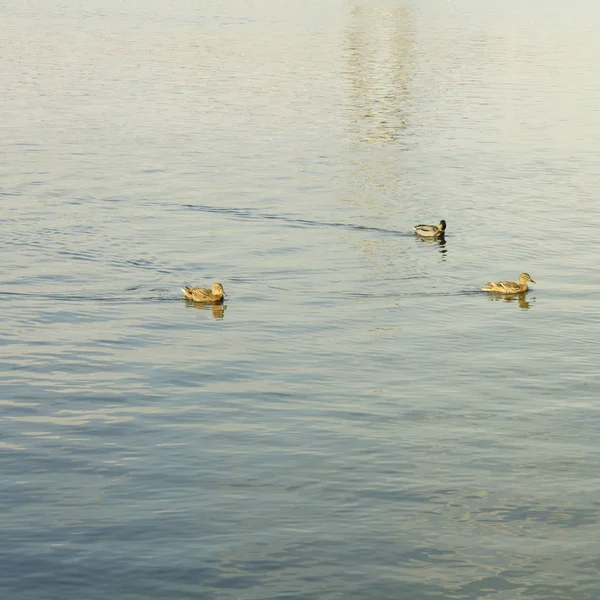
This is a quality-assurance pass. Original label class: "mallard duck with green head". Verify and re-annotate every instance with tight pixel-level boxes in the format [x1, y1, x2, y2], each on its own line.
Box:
[414, 219, 446, 238]
[182, 282, 227, 303]
[481, 273, 536, 294]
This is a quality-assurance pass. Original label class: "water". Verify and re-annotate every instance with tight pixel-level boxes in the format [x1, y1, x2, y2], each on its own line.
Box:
[2, 1, 600, 598]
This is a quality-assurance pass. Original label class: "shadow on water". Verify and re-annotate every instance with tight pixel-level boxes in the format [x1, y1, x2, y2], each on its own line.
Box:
[182, 204, 412, 238]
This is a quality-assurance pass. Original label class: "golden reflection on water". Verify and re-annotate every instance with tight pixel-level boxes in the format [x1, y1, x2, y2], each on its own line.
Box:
[341, 2, 415, 208]
[0, 400, 39, 407]
[345, 4, 414, 147]
[342, 4, 419, 270]
[0, 441, 24, 450]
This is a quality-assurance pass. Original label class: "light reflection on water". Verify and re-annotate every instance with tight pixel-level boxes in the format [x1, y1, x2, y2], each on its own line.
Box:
[2, 0, 600, 599]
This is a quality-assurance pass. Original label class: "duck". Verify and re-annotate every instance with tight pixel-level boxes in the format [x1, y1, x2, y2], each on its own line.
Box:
[414, 219, 446, 238]
[481, 273, 536, 294]
[182, 282, 227, 303]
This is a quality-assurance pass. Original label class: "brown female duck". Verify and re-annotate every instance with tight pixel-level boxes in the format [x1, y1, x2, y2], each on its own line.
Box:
[481, 273, 536, 294]
[182, 282, 227, 303]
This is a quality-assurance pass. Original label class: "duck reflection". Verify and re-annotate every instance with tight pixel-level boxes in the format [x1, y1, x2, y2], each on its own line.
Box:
[487, 292, 533, 310]
[415, 236, 447, 258]
[184, 300, 227, 319]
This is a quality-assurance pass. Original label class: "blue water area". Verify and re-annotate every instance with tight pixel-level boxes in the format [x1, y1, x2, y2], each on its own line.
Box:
[2, 0, 600, 598]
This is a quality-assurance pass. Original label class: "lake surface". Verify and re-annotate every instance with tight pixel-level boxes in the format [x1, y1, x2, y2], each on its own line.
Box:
[2, 1, 600, 598]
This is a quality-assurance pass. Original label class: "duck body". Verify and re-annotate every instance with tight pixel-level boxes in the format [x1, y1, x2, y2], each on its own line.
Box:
[182, 282, 226, 303]
[481, 273, 536, 294]
[414, 219, 446, 238]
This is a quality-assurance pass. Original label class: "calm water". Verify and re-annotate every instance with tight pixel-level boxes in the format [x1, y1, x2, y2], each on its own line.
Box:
[2, 1, 600, 598]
